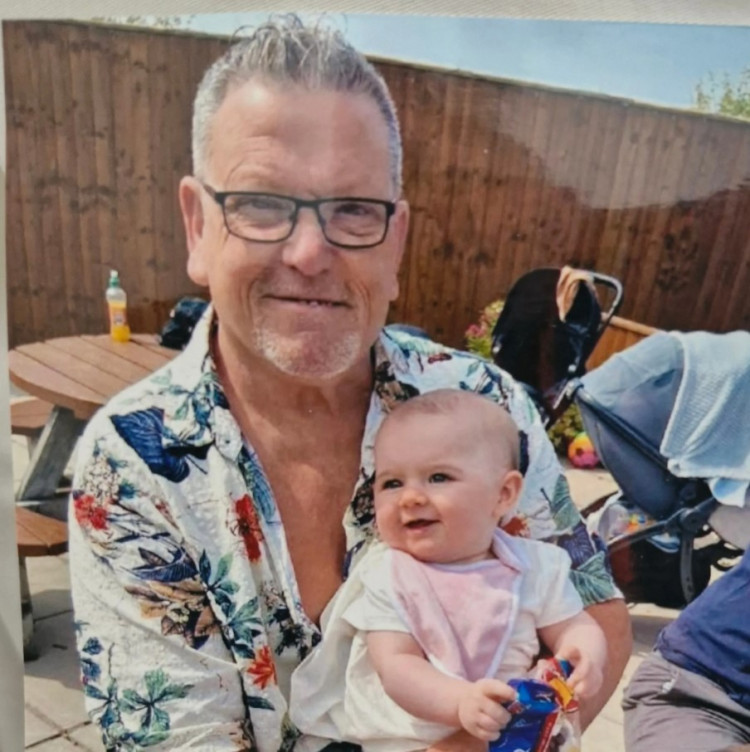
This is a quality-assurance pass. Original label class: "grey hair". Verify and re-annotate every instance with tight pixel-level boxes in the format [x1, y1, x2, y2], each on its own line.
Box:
[191, 14, 403, 194]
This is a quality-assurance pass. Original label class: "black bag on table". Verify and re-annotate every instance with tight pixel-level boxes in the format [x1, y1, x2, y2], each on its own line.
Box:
[159, 297, 209, 350]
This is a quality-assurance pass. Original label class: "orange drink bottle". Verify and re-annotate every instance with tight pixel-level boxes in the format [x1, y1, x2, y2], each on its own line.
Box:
[106, 269, 131, 343]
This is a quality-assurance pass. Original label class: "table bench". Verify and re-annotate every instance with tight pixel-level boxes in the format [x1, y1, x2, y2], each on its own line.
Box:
[10, 397, 54, 438]
[15, 506, 69, 660]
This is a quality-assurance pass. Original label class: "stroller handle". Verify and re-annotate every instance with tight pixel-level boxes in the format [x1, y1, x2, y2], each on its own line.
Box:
[587, 271, 624, 331]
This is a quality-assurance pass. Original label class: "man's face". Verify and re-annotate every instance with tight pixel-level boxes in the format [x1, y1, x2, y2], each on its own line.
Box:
[373, 410, 521, 565]
[180, 81, 408, 381]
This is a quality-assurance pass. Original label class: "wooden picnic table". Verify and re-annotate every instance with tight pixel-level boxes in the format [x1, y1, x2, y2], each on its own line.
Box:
[9, 333, 177, 500]
[9, 333, 178, 658]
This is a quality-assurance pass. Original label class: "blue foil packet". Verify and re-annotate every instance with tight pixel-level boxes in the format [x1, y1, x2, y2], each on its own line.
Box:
[489, 660, 576, 752]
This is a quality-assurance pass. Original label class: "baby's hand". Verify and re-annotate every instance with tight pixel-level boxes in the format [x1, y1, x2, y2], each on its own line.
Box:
[457, 678, 516, 742]
[555, 647, 604, 699]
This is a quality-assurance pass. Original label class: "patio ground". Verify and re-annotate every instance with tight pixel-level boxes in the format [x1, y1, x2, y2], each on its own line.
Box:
[13, 430, 682, 751]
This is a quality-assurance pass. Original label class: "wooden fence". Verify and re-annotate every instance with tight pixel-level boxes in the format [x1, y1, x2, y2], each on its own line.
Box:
[5, 20, 750, 349]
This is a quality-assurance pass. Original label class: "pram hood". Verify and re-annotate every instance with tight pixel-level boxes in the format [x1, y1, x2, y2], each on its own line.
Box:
[581, 330, 750, 483]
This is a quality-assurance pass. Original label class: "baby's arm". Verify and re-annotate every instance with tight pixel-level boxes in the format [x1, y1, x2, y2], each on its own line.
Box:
[367, 630, 515, 743]
[538, 611, 608, 699]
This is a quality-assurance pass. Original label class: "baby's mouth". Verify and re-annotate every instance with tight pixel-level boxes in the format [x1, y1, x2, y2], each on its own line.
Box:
[404, 519, 436, 530]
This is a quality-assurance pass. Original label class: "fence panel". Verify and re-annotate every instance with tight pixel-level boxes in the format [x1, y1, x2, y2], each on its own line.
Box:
[5, 20, 750, 349]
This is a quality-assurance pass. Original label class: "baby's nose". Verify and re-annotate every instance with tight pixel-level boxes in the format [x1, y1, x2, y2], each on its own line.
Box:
[399, 486, 427, 507]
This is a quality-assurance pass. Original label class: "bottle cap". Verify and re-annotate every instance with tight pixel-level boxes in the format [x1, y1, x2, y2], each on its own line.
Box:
[108, 269, 121, 288]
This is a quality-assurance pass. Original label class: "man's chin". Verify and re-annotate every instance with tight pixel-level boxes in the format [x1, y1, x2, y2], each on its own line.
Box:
[256, 332, 367, 381]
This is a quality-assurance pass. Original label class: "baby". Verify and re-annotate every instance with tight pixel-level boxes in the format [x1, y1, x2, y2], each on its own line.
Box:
[291, 389, 607, 751]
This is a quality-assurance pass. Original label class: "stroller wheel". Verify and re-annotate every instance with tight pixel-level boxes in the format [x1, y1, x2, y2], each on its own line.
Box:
[609, 537, 711, 609]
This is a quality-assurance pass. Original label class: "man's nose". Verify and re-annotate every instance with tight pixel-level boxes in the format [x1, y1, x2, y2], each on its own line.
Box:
[280, 208, 334, 277]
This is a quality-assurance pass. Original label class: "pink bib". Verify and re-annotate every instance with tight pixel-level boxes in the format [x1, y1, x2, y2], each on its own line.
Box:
[389, 532, 523, 681]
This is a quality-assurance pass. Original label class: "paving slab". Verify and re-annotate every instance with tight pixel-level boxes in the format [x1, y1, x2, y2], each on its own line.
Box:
[25, 736, 82, 751]
[67, 723, 105, 751]
[24, 707, 60, 748]
[583, 713, 626, 750]
[24, 612, 88, 734]
[27, 556, 72, 620]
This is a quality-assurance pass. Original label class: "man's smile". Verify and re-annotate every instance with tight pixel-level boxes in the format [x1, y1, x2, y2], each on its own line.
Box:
[272, 296, 348, 307]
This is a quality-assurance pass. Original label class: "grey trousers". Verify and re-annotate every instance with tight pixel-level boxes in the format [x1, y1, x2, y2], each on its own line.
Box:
[622, 651, 750, 752]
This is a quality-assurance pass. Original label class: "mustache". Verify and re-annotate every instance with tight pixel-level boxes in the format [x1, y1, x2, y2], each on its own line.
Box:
[255, 277, 351, 304]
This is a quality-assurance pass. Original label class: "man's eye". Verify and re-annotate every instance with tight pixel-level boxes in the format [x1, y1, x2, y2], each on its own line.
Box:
[429, 473, 451, 483]
[240, 195, 288, 212]
[335, 201, 372, 217]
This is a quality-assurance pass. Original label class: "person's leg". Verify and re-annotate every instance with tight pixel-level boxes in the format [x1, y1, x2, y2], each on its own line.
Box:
[623, 652, 750, 752]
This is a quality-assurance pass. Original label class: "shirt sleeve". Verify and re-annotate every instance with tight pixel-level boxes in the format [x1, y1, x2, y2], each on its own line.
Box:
[524, 541, 585, 629]
[69, 414, 256, 751]
[349, 549, 409, 634]
[499, 369, 622, 608]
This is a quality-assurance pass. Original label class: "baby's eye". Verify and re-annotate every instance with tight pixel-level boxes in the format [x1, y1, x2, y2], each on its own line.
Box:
[429, 473, 452, 483]
[380, 478, 402, 490]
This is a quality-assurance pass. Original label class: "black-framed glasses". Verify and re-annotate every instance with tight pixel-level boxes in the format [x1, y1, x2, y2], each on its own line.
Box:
[202, 184, 397, 250]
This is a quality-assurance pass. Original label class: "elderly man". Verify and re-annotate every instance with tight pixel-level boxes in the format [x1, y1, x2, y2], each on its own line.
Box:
[69, 16, 630, 751]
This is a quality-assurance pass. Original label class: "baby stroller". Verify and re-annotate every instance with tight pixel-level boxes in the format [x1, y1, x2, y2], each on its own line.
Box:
[491, 266, 623, 426]
[490, 268, 749, 608]
[568, 331, 749, 607]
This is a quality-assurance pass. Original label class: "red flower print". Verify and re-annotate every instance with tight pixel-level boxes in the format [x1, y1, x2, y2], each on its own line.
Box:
[427, 352, 452, 364]
[501, 514, 530, 538]
[233, 495, 264, 563]
[247, 645, 276, 689]
[73, 492, 110, 531]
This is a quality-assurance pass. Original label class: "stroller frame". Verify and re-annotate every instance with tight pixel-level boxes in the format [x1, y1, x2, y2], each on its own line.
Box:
[569, 380, 740, 605]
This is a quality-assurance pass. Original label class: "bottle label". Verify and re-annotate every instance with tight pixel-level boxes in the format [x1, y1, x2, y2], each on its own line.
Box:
[111, 310, 126, 326]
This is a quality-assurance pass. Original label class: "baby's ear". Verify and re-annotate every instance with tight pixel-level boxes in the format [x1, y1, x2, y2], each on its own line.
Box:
[496, 470, 523, 517]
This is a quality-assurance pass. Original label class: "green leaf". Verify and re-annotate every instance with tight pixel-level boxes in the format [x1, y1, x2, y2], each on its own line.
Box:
[120, 688, 147, 712]
[157, 682, 193, 703]
[132, 727, 170, 747]
[231, 598, 260, 625]
[144, 669, 170, 699]
[217, 580, 239, 595]
[214, 553, 232, 583]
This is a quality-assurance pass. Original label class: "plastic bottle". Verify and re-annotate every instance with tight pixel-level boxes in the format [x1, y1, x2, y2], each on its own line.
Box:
[106, 269, 131, 343]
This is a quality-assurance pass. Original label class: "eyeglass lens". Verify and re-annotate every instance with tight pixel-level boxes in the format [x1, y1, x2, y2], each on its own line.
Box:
[222, 194, 390, 247]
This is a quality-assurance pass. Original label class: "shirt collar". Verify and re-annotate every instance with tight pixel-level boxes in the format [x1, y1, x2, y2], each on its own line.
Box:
[161, 304, 242, 459]
[491, 528, 527, 574]
[160, 322, 436, 461]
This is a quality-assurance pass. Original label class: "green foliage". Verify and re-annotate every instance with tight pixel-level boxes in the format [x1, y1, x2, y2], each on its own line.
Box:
[694, 68, 750, 120]
[546, 403, 585, 453]
[464, 299, 504, 360]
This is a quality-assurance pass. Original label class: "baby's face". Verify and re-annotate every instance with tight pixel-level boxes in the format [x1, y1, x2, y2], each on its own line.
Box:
[373, 409, 520, 565]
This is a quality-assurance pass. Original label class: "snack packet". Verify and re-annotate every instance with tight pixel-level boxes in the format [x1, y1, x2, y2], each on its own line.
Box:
[489, 659, 580, 752]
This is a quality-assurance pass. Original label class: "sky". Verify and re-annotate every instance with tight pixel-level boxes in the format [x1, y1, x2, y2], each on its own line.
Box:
[158, 13, 750, 113]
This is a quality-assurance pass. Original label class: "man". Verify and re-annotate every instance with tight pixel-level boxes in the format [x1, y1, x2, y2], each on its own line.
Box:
[623, 546, 750, 751]
[69, 16, 630, 751]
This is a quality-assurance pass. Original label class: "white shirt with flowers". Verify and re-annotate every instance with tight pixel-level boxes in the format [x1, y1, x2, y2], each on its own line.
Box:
[69, 307, 618, 751]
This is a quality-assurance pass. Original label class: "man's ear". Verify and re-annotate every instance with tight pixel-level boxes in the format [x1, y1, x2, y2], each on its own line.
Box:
[179, 176, 210, 287]
[386, 199, 410, 302]
[495, 469, 524, 519]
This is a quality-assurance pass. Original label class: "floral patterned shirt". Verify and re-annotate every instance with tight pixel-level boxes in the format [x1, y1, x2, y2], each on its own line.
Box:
[69, 308, 617, 751]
